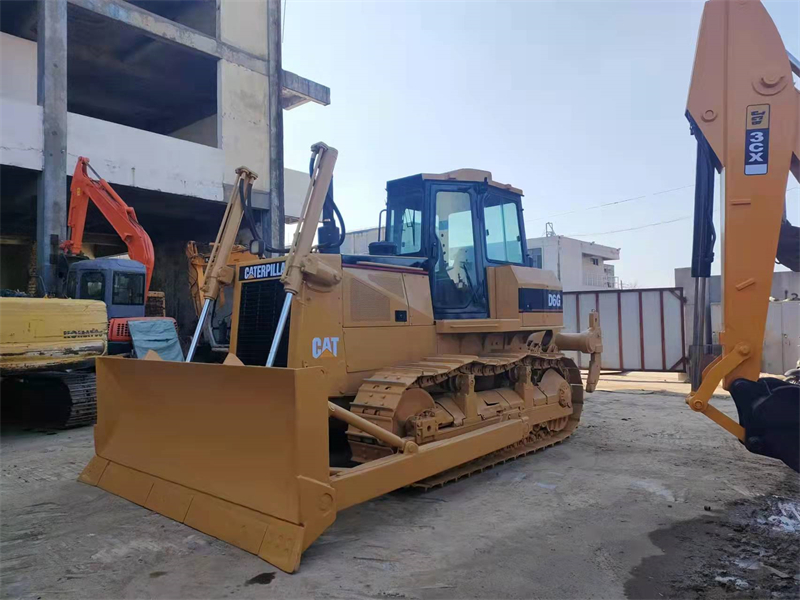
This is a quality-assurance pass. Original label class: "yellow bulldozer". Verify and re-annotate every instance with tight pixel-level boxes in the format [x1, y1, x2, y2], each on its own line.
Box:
[76, 0, 800, 574]
[79, 144, 603, 573]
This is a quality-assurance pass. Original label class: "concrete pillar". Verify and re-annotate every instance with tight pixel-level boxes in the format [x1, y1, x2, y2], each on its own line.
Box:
[36, 0, 68, 295]
[266, 0, 284, 251]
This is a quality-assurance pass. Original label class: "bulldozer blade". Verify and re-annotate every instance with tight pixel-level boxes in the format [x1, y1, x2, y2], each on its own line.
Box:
[79, 358, 554, 572]
[79, 356, 335, 573]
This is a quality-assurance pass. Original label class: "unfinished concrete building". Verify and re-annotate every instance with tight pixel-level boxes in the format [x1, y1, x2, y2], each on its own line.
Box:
[0, 0, 329, 336]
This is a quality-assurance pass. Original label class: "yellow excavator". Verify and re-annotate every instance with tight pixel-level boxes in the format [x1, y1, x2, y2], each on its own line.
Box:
[79, 145, 603, 573]
[684, 0, 799, 472]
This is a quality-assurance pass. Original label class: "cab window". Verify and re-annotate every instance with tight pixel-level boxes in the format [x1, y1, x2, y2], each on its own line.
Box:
[484, 196, 523, 264]
[112, 272, 145, 305]
[79, 272, 105, 302]
[433, 190, 481, 309]
[386, 191, 423, 255]
[65, 271, 78, 299]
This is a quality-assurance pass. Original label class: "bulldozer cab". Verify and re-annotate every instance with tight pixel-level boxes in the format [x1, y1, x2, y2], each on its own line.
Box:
[380, 170, 529, 319]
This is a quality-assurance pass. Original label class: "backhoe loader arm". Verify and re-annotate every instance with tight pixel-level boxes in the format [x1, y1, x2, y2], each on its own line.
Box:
[63, 157, 156, 295]
[685, 0, 799, 471]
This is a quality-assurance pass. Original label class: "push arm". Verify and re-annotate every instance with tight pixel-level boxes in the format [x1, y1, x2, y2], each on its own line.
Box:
[185, 167, 258, 362]
[280, 143, 339, 295]
[200, 168, 258, 303]
[262, 143, 338, 367]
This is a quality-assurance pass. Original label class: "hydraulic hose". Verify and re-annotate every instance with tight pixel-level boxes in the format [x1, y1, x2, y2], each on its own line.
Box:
[327, 189, 347, 249]
[240, 178, 286, 255]
[309, 153, 346, 250]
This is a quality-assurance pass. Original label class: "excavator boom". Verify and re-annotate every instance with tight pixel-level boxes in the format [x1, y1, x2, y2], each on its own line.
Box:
[63, 157, 155, 295]
[685, 0, 799, 471]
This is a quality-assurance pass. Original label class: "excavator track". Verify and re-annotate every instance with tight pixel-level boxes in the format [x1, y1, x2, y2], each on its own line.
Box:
[348, 352, 586, 485]
[2, 371, 97, 429]
[57, 372, 98, 428]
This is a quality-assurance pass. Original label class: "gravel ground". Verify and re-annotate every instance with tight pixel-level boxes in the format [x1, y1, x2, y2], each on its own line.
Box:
[1, 384, 797, 599]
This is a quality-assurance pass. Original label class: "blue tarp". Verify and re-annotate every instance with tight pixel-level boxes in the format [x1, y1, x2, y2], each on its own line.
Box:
[128, 319, 184, 362]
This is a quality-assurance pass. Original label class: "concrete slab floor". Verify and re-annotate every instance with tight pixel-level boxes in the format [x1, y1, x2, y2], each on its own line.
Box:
[596, 370, 726, 396]
[1, 389, 797, 599]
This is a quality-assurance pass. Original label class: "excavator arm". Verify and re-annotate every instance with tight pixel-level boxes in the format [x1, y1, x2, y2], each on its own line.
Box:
[63, 157, 156, 295]
[685, 0, 799, 471]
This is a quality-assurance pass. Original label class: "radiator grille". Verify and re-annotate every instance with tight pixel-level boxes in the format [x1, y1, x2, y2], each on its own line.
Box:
[350, 279, 391, 322]
[367, 273, 405, 298]
[108, 317, 178, 342]
[236, 279, 289, 367]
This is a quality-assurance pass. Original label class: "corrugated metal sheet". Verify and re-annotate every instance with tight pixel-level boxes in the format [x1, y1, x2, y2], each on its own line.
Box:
[563, 288, 686, 372]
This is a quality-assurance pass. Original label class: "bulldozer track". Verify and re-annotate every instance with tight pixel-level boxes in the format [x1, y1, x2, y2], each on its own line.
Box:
[350, 352, 586, 487]
[415, 360, 584, 489]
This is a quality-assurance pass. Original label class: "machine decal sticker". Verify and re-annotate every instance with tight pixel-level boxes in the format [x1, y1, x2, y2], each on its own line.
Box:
[240, 262, 285, 281]
[63, 329, 105, 339]
[312, 337, 339, 358]
[518, 288, 563, 312]
[744, 104, 770, 176]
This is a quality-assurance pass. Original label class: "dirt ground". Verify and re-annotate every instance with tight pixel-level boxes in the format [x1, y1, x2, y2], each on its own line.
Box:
[1, 376, 798, 599]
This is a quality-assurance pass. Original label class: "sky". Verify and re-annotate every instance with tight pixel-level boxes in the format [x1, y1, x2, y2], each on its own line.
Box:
[282, 0, 799, 288]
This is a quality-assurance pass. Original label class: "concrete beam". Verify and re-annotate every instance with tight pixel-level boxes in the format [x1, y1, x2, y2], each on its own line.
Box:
[67, 0, 268, 75]
[266, 0, 284, 251]
[37, 0, 68, 295]
[222, 184, 269, 211]
[67, 0, 330, 108]
[282, 70, 331, 109]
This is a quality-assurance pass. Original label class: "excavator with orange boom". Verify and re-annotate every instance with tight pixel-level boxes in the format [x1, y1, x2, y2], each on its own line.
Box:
[0, 157, 172, 427]
[683, 0, 799, 472]
[60, 157, 173, 355]
[61, 156, 154, 295]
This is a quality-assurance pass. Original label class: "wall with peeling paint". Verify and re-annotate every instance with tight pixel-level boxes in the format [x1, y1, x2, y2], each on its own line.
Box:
[220, 0, 268, 60]
[219, 60, 269, 194]
[0, 31, 309, 218]
[170, 116, 218, 148]
[0, 97, 225, 201]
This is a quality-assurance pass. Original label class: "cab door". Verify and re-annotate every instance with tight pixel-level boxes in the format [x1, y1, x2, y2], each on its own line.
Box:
[428, 182, 489, 319]
[481, 191, 527, 266]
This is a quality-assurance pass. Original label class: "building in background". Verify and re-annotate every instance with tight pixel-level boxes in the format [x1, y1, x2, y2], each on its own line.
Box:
[527, 233, 621, 291]
[340, 226, 384, 255]
[674, 268, 800, 374]
[0, 0, 328, 335]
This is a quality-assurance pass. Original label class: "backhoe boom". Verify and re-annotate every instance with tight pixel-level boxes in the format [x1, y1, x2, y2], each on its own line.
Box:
[685, 0, 799, 471]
